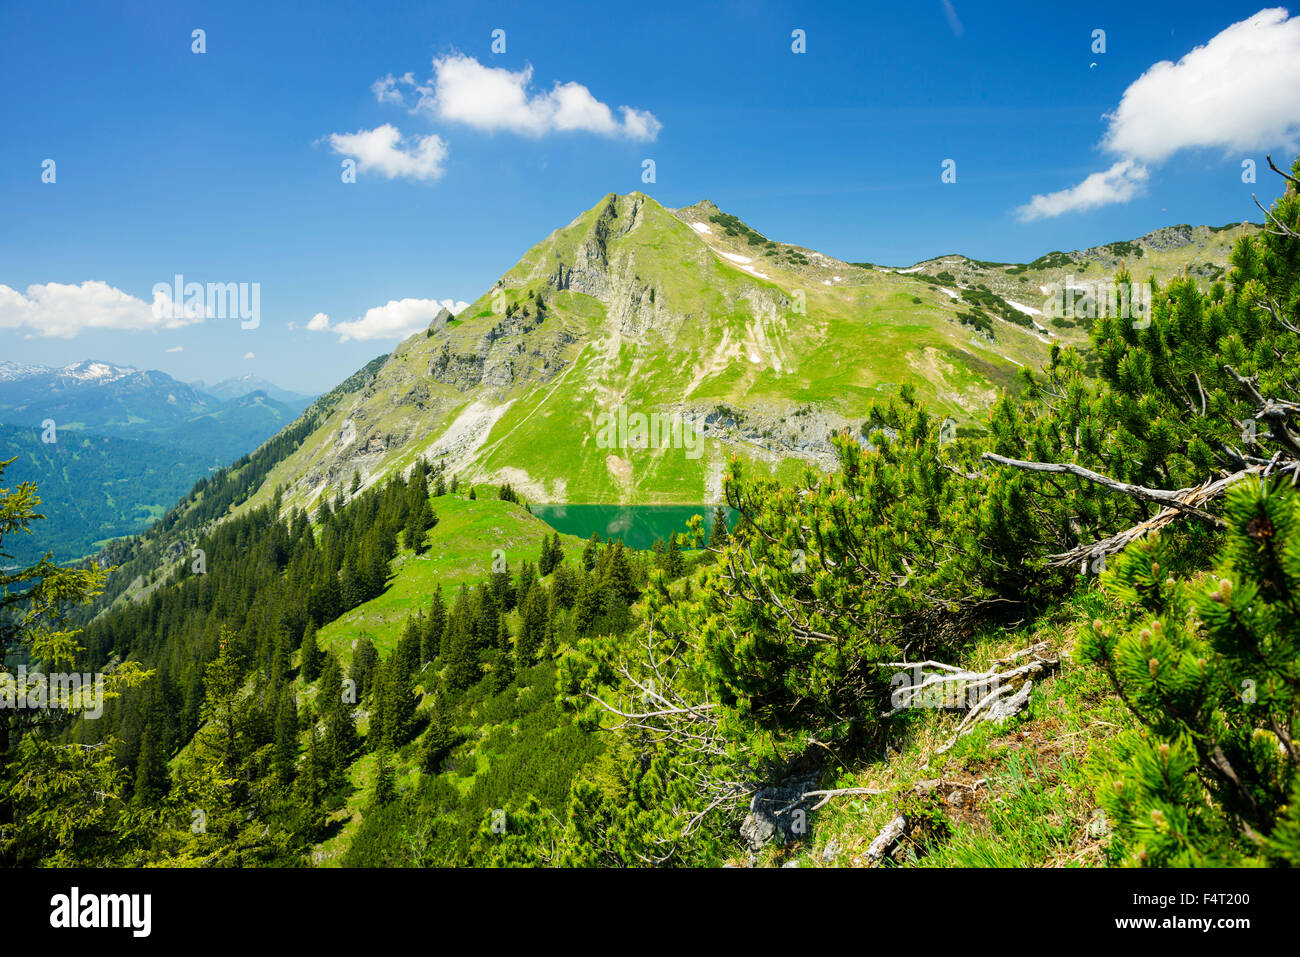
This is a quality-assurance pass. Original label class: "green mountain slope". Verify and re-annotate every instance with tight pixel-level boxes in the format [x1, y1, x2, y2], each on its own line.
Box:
[882, 221, 1259, 344]
[222, 194, 1253, 521]
[237, 193, 1052, 515]
[313, 493, 588, 661]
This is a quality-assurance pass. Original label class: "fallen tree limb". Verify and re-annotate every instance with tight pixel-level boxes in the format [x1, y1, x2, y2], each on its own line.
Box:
[883, 645, 1060, 718]
[863, 814, 908, 862]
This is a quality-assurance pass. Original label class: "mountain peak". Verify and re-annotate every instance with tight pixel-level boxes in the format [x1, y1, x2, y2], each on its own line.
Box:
[58, 359, 140, 383]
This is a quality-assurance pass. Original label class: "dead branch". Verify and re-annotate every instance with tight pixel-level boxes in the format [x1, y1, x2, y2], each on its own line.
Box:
[1257, 296, 1300, 336]
[1226, 365, 1300, 456]
[781, 787, 886, 813]
[863, 814, 908, 862]
[981, 452, 1225, 526]
[881, 645, 1060, 754]
[1048, 458, 1300, 567]
[1267, 154, 1300, 190]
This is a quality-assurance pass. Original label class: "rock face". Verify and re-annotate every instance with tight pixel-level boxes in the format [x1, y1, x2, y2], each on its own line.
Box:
[545, 194, 669, 339]
[1136, 224, 1198, 251]
[739, 770, 821, 851]
[428, 315, 574, 393]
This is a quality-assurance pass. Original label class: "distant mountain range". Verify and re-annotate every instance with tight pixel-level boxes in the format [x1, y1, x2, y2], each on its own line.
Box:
[191, 373, 316, 408]
[0, 360, 314, 563]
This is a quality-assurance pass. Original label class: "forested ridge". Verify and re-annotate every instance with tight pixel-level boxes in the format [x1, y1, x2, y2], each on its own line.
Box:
[1, 158, 1297, 867]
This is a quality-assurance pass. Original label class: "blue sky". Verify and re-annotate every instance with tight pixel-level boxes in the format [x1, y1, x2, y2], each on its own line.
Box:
[2, 0, 1297, 393]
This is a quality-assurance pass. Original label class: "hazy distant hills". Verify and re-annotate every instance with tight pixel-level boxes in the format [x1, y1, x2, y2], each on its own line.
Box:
[0, 360, 308, 458]
[193, 372, 316, 410]
[0, 360, 311, 562]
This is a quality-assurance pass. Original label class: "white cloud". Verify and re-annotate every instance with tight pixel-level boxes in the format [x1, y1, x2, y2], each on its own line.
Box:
[372, 72, 415, 105]
[1018, 8, 1300, 219]
[327, 124, 448, 181]
[1103, 8, 1300, 163]
[165, 345, 184, 352]
[312, 298, 468, 343]
[409, 54, 660, 140]
[1017, 160, 1150, 221]
[0, 280, 204, 338]
[244, 352, 255, 359]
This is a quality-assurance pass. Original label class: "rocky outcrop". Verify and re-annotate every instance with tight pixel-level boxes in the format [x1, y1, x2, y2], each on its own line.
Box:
[1135, 224, 1198, 251]
[739, 769, 821, 851]
[693, 402, 848, 471]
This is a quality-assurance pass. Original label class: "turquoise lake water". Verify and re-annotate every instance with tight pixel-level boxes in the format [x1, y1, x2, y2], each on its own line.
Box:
[528, 504, 734, 550]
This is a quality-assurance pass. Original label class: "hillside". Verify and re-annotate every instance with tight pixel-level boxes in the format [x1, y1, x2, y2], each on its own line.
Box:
[879, 221, 1259, 345]
[0, 424, 216, 567]
[313, 493, 589, 661]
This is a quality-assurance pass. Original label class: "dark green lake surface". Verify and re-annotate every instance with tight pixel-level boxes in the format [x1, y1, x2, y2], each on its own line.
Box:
[528, 504, 733, 550]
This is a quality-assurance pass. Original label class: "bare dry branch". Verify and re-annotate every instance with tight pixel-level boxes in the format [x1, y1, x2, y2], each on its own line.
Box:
[981, 452, 1225, 526]
[1048, 459, 1300, 567]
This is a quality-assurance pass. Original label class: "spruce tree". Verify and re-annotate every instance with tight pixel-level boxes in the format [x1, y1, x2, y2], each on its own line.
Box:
[350, 637, 379, 699]
[300, 619, 324, 682]
[382, 658, 418, 749]
[664, 532, 686, 579]
[132, 728, 169, 805]
[604, 540, 637, 604]
[538, 534, 558, 576]
[551, 561, 577, 609]
[317, 652, 343, 718]
[709, 505, 730, 548]
[372, 750, 397, 808]
[324, 693, 358, 768]
[443, 630, 482, 693]
[422, 586, 446, 664]
[420, 694, 455, 774]
[516, 585, 548, 665]
[272, 686, 299, 785]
